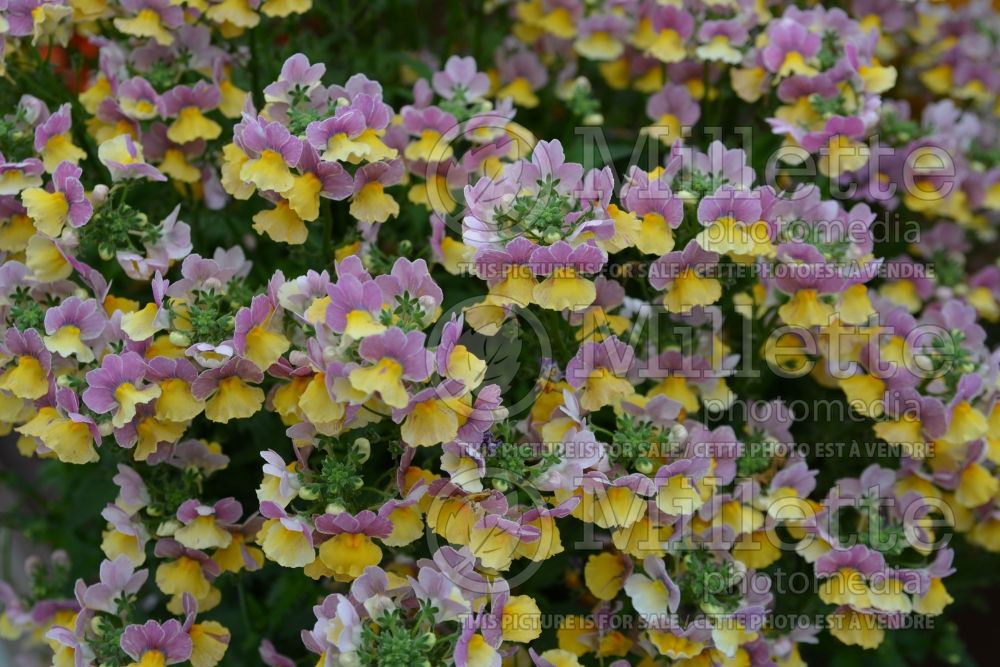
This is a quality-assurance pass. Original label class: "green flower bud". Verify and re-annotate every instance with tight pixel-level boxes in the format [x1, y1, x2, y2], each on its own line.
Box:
[156, 519, 180, 537]
[298, 486, 320, 501]
[354, 437, 371, 462]
[168, 330, 191, 347]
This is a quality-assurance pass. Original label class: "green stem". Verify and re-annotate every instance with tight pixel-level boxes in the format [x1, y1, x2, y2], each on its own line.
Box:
[323, 199, 334, 267]
[237, 574, 254, 636]
[1, 528, 11, 583]
[591, 423, 616, 438]
[248, 28, 263, 110]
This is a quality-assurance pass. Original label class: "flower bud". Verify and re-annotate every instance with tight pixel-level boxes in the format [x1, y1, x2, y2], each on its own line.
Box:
[635, 457, 654, 475]
[325, 502, 347, 515]
[91, 184, 109, 205]
[670, 423, 688, 443]
[354, 437, 371, 462]
[492, 478, 509, 492]
[169, 331, 191, 347]
[298, 486, 320, 501]
[156, 519, 180, 537]
[934, 286, 953, 300]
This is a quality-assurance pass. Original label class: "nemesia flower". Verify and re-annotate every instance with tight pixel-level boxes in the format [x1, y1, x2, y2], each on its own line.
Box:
[494, 43, 548, 108]
[285, 143, 354, 221]
[624, 555, 681, 618]
[349, 159, 404, 225]
[256, 501, 315, 568]
[433, 55, 491, 102]
[694, 187, 774, 258]
[696, 20, 749, 65]
[175, 498, 243, 550]
[17, 386, 102, 464]
[233, 294, 290, 371]
[20, 161, 92, 236]
[114, 0, 185, 47]
[324, 270, 385, 338]
[77, 556, 148, 614]
[181, 593, 231, 667]
[0, 327, 52, 399]
[191, 358, 265, 423]
[649, 242, 722, 313]
[761, 18, 822, 78]
[118, 76, 161, 121]
[159, 81, 223, 144]
[315, 510, 392, 581]
[573, 14, 629, 61]
[644, 84, 700, 144]
[348, 328, 432, 409]
[0, 152, 44, 195]
[305, 109, 368, 163]
[564, 335, 635, 411]
[83, 352, 162, 429]
[98, 134, 166, 182]
[264, 53, 325, 107]
[233, 114, 303, 195]
[42, 296, 105, 362]
[154, 538, 222, 612]
[610, 167, 683, 256]
[119, 619, 193, 667]
[633, 4, 694, 64]
[33, 104, 86, 173]
[528, 241, 606, 311]
[102, 504, 151, 566]
[455, 610, 503, 667]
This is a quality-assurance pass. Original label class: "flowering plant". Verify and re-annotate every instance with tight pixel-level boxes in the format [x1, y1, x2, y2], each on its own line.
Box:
[1, 1, 999, 666]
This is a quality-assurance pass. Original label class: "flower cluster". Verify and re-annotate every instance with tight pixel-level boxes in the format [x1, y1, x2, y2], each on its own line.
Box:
[0, 1, 999, 666]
